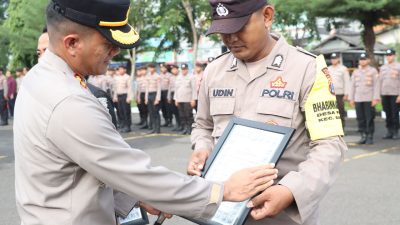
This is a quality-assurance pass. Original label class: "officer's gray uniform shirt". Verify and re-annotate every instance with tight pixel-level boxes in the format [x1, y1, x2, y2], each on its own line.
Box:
[192, 36, 347, 225]
[14, 50, 222, 225]
[349, 65, 380, 102]
[379, 62, 400, 96]
[328, 64, 350, 95]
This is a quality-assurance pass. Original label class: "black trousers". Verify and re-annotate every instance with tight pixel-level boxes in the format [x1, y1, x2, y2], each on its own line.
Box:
[355, 102, 375, 134]
[138, 92, 148, 123]
[381, 95, 399, 131]
[336, 95, 346, 127]
[8, 97, 16, 117]
[117, 94, 131, 129]
[148, 92, 160, 132]
[160, 90, 171, 123]
[170, 92, 180, 126]
[0, 90, 8, 123]
[178, 102, 193, 129]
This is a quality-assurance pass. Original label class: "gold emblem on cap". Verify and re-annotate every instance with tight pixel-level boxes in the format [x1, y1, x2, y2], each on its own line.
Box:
[99, 7, 130, 27]
[216, 3, 229, 16]
[110, 25, 140, 45]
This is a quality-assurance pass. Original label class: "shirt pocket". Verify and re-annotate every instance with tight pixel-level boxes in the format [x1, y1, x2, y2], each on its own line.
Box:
[256, 98, 294, 127]
[210, 97, 235, 138]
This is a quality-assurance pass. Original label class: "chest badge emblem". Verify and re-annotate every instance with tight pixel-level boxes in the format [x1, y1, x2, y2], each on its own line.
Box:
[270, 76, 287, 89]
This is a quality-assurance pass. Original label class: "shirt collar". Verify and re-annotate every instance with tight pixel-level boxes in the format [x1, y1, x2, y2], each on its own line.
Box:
[40, 50, 75, 77]
[227, 34, 289, 72]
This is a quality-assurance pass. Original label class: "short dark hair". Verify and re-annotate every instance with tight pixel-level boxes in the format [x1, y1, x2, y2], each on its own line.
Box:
[46, 2, 94, 44]
[16, 68, 23, 73]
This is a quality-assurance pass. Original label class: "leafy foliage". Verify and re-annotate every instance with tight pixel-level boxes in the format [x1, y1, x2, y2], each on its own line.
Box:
[2, 0, 47, 69]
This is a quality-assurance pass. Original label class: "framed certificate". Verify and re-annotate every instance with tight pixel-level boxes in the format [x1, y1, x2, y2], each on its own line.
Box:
[187, 117, 295, 225]
[118, 207, 149, 225]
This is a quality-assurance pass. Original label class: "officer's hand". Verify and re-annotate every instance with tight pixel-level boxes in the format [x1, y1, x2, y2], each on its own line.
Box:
[175, 101, 179, 107]
[136, 99, 141, 104]
[145, 100, 148, 105]
[190, 100, 196, 108]
[371, 99, 379, 107]
[396, 96, 400, 104]
[350, 101, 355, 108]
[343, 95, 348, 101]
[247, 185, 294, 220]
[126, 99, 131, 104]
[155, 100, 160, 105]
[139, 202, 173, 218]
[113, 97, 117, 103]
[223, 164, 278, 202]
[168, 99, 172, 104]
[187, 149, 210, 176]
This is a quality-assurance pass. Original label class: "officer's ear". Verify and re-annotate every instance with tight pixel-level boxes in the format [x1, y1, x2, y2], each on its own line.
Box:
[261, 5, 275, 30]
[63, 34, 82, 57]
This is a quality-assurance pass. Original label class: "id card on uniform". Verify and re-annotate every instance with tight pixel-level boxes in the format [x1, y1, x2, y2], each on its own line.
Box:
[118, 207, 149, 225]
[185, 117, 295, 225]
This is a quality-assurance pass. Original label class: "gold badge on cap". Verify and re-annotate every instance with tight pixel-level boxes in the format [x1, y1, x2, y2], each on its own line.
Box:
[216, 3, 229, 16]
[111, 25, 140, 45]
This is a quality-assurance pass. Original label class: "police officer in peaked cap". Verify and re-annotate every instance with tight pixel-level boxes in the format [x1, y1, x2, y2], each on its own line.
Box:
[379, 49, 400, 139]
[188, 0, 347, 225]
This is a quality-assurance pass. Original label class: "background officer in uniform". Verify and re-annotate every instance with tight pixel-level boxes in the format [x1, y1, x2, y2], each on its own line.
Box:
[349, 53, 380, 144]
[136, 65, 149, 129]
[379, 49, 400, 139]
[14, 1, 278, 225]
[188, 1, 347, 225]
[113, 65, 132, 133]
[328, 52, 350, 128]
[175, 63, 197, 135]
[145, 63, 162, 133]
[0, 69, 8, 126]
[159, 63, 172, 127]
[168, 64, 181, 131]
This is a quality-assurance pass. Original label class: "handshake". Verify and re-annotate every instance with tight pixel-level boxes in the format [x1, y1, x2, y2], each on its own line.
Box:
[136, 163, 278, 223]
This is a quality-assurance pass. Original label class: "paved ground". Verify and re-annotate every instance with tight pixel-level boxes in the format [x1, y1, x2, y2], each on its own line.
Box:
[1, 116, 400, 225]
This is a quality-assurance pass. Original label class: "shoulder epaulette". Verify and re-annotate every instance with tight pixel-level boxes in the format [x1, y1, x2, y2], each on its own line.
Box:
[296, 46, 317, 58]
[215, 51, 231, 60]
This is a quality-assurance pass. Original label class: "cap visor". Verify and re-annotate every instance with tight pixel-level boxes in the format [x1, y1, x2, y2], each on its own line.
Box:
[206, 15, 251, 36]
[97, 24, 141, 49]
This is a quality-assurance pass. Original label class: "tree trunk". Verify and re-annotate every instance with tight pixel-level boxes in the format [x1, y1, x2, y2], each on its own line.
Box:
[361, 20, 377, 68]
[182, 0, 198, 65]
[128, 48, 136, 78]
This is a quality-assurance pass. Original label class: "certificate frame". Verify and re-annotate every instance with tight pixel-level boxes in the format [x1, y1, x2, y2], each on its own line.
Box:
[118, 207, 149, 225]
[187, 117, 295, 225]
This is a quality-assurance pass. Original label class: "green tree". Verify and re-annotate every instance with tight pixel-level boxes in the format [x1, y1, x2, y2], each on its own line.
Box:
[151, 0, 210, 65]
[272, 0, 400, 66]
[3, 0, 47, 69]
[0, 0, 9, 68]
[271, 0, 318, 47]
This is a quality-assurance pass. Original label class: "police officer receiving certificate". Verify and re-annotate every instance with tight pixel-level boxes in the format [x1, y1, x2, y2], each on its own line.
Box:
[13, 1, 279, 225]
[188, 1, 347, 225]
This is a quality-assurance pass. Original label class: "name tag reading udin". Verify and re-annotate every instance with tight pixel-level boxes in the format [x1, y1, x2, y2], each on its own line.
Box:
[185, 117, 295, 225]
[118, 207, 149, 225]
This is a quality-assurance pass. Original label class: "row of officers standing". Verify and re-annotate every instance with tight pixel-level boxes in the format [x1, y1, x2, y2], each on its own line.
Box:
[88, 62, 204, 134]
[328, 49, 400, 145]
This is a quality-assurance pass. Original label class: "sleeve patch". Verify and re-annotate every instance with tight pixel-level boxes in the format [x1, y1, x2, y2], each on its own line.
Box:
[305, 55, 344, 140]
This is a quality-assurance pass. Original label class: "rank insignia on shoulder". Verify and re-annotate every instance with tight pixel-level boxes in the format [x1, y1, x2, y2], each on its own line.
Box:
[272, 55, 284, 68]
